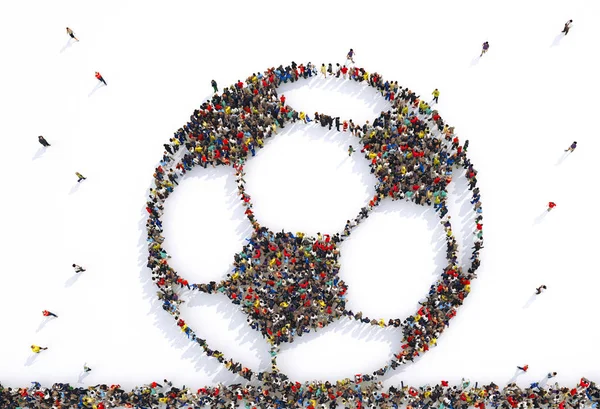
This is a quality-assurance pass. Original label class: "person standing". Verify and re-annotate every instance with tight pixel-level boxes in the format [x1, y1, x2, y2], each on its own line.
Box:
[348, 145, 354, 156]
[75, 172, 86, 182]
[480, 41, 490, 57]
[547, 202, 557, 212]
[320, 64, 327, 78]
[42, 310, 58, 318]
[562, 20, 573, 35]
[535, 285, 547, 295]
[66, 27, 79, 42]
[564, 141, 577, 152]
[72, 264, 86, 273]
[335, 117, 340, 132]
[31, 345, 48, 353]
[95, 72, 107, 86]
[211, 79, 218, 93]
[38, 135, 51, 147]
[432, 88, 440, 103]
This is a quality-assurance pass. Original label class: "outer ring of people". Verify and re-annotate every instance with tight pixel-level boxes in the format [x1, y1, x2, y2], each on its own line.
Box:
[144, 60, 483, 385]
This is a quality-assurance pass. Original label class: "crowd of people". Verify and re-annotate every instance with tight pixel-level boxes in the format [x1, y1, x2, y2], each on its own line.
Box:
[1, 377, 598, 408]
[143, 53, 485, 386]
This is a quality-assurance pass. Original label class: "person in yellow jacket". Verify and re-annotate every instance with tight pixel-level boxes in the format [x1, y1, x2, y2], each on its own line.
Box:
[432, 88, 440, 103]
[31, 344, 48, 353]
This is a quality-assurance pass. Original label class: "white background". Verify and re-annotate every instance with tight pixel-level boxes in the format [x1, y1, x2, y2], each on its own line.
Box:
[0, 0, 599, 391]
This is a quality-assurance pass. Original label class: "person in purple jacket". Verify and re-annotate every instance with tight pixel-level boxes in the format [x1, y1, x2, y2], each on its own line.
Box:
[346, 48, 355, 63]
[565, 141, 577, 152]
[480, 41, 490, 57]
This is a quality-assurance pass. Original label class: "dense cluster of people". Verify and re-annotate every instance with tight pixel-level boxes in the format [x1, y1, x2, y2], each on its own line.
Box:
[2, 377, 598, 409]
[144, 57, 484, 384]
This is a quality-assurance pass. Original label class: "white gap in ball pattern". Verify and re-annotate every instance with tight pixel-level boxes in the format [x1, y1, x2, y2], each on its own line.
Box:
[339, 199, 447, 320]
[178, 292, 271, 374]
[276, 318, 401, 382]
[161, 166, 252, 284]
[243, 123, 377, 235]
[279, 76, 393, 125]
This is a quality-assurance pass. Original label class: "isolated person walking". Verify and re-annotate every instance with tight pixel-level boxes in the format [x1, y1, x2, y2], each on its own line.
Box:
[66, 27, 79, 42]
[38, 135, 50, 147]
[517, 364, 529, 372]
[42, 310, 58, 318]
[211, 79, 218, 93]
[547, 201, 557, 211]
[95, 71, 107, 86]
[535, 285, 547, 295]
[348, 145, 354, 156]
[562, 20, 573, 35]
[73, 264, 86, 273]
[75, 172, 86, 182]
[480, 41, 490, 57]
[432, 88, 440, 103]
[564, 141, 577, 152]
[31, 345, 48, 353]
[83, 363, 92, 372]
[346, 48, 355, 63]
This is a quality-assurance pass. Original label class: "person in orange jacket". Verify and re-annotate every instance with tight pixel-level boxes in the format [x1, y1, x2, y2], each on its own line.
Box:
[42, 310, 58, 318]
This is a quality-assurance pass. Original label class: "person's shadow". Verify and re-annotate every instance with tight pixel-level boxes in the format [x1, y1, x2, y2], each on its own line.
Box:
[88, 82, 104, 97]
[65, 273, 82, 288]
[551, 33, 565, 48]
[533, 210, 548, 226]
[77, 370, 91, 384]
[24, 354, 39, 367]
[69, 182, 81, 195]
[470, 55, 481, 67]
[507, 368, 525, 384]
[523, 294, 537, 309]
[60, 38, 75, 53]
[36, 317, 54, 333]
[555, 152, 569, 166]
[32, 147, 46, 161]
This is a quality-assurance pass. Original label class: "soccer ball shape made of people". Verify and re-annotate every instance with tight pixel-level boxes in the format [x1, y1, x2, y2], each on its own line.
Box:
[145, 61, 482, 382]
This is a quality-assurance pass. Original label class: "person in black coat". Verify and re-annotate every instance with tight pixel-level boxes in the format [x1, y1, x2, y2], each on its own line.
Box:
[38, 135, 50, 147]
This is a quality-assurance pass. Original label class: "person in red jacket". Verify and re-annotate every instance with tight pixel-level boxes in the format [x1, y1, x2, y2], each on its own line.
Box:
[95, 71, 107, 86]
[42, 310, 58, 318]
[547, 202, 557, 212]
[517, 364, 529, 372]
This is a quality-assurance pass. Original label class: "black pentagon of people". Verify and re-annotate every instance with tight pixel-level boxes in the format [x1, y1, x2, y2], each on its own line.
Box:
[144, 60, 484, 384]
